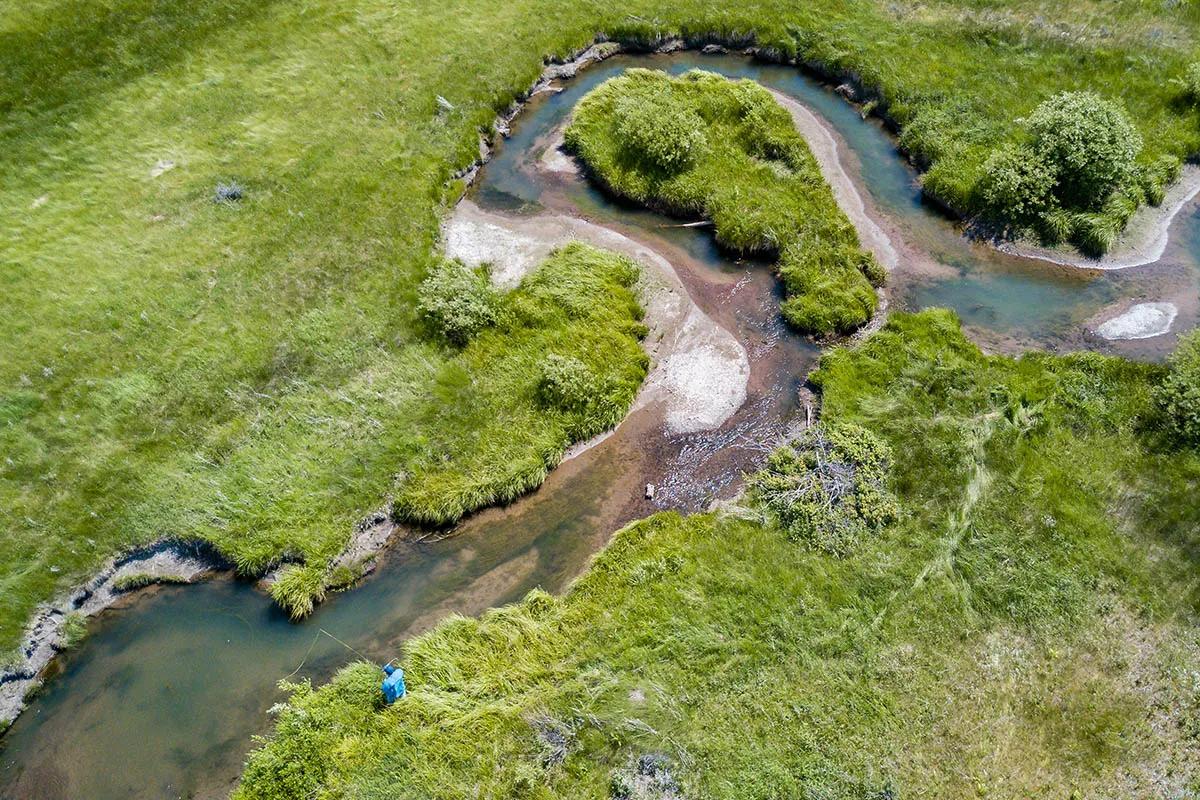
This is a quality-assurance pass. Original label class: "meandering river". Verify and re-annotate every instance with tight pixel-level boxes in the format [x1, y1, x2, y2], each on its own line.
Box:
[3, 51, 1197, 799]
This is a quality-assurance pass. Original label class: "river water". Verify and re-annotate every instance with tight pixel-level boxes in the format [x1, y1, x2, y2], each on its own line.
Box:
[2, 51, 1197, 799]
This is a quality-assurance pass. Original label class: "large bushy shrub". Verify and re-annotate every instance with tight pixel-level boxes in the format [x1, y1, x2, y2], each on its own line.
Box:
[1027, 91, 1142, 209]
[1156, 330, 1200, 446]
[417, 259, 500, 345]
[749, 422, 899, 555]
[614, 90, 706, 173]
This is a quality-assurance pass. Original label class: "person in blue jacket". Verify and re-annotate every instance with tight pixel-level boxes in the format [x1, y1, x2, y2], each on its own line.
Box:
[381, 662, 406, 704]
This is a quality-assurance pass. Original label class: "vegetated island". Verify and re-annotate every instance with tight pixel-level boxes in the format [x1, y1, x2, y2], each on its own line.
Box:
[272, 242, 650, 617]
[564, 68, 885, 335]
[235, 312, 1200, 800]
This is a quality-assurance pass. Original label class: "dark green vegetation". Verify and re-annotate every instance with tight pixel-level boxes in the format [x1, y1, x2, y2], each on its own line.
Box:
[4, 0, 1200, 656]
[111, 572, 190, 592]
[979, 91, 1174, 255]
[565, 69, 883, 334]
[235, 311, 1200, 799]
[1157, 330, 1200, 447]
[417, 260, 501, 345]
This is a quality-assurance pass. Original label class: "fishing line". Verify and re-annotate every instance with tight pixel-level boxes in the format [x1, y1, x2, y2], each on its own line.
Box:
[282, 628, 373, 680]
[282, 630, 323, 680]
[318, 627, 373, 661]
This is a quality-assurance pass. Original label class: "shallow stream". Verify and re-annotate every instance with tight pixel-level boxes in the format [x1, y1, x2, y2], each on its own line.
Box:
[3, 51, 1198, 799]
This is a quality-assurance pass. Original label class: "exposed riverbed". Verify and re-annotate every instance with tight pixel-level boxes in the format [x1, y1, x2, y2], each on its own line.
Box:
[3, 49, 1198, 799]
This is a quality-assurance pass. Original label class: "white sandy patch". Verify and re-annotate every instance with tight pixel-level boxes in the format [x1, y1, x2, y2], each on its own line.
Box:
[540, 131, 578, 174]
[443, 210, 557, 288]
[443, 200, 748, 438]
[150, 159, 176, 178]
[1094, 302, 1178, 340]
[654, 305, 749, 432]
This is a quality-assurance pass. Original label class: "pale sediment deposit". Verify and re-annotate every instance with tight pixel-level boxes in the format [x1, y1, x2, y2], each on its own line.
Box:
[443, 200, 749, 438]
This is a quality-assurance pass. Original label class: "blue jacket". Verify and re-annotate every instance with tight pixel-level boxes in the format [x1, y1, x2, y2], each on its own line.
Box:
[381, 664, 406, 703]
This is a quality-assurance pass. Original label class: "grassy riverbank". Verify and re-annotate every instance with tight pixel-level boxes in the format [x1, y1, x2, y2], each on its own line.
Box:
[3, 0, 1199, 650]
[236, 311, 1200, 799]
[565, 69, 882, 334]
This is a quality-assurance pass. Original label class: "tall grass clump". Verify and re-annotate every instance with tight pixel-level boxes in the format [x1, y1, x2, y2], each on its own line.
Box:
[58, 613, 89, 650]
[565, 68, 881, 335]
[269, 564, 329, 619]
[614, 91, 706, 172]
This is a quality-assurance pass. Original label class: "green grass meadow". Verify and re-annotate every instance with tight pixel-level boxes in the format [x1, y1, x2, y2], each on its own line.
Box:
[3, 0, 1200, 650]
[235, 311, 1200, 799]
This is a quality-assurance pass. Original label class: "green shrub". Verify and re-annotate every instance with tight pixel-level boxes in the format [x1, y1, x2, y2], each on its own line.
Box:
[979, 144, 1058, 223]
[1156, 330, 1200, 446]
[1185, 62, 1200, 101]
[749, 422, 899, 555]
[417, 259, 500, 345]
[614, 90, 706, 173]
[1027, 91, 1142, 209]
[537, 354, 596, 413]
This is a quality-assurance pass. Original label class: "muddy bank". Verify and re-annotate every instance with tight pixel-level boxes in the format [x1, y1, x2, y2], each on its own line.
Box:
[0, 541, 222, 729]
